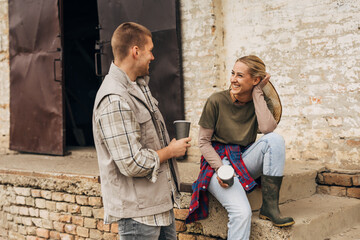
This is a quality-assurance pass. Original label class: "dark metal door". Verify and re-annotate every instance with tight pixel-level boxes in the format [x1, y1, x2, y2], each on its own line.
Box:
[96, 0, 183, 138]
[9, 0, 64, 155]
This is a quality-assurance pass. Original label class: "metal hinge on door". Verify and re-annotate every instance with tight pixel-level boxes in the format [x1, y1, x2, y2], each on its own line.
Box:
[53, 58, 62, 82]
[94, 40, 110, 77]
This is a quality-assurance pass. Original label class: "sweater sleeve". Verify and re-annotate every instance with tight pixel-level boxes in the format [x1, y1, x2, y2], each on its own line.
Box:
[198, 126, 223, 169]
[252, 85, 277, 134]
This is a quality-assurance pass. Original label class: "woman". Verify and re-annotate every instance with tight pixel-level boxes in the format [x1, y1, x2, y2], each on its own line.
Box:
[186, 55, 294, 239]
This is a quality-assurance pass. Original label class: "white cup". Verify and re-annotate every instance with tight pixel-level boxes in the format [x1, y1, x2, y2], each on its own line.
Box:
[217, 165, 235, 187]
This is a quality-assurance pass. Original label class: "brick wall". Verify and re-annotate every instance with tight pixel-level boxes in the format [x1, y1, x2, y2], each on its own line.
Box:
[0, 185, 119, 240]
[0, 0, 10, 154]
[0, 178, 221, 240]
[174, 209, 219, 240]
[317, 170, 360, 199]
[180, 0, 225, 162]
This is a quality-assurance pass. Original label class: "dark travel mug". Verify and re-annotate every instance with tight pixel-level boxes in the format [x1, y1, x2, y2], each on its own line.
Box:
[173, 120, 191, 160]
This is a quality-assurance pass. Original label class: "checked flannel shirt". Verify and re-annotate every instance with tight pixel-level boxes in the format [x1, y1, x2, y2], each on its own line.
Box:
[185, 142, 257, 224]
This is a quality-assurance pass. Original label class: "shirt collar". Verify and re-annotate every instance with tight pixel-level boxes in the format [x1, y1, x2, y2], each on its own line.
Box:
[109, 62, 150, 87]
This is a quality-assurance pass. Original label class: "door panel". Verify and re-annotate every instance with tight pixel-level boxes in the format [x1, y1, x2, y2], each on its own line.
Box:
[9, 0, 64, 155]
[97, 0, 183, 138]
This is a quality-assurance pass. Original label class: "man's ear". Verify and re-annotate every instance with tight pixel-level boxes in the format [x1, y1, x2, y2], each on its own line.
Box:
[131, 46, 139, 58]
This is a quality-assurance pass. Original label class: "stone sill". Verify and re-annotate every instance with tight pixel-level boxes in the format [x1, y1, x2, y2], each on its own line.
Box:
[0, 147, 198, 196]
[0, 148, 101, 195]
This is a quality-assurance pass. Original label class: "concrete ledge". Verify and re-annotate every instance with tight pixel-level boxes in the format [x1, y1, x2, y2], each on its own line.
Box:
[0, 169, 101, 196]
[0, 150, 101, 195]
[0, 147, 99, 176]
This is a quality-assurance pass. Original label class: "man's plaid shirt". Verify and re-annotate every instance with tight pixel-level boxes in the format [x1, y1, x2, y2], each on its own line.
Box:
[185, 142, 257, 224]
[95, 81, 175, 226]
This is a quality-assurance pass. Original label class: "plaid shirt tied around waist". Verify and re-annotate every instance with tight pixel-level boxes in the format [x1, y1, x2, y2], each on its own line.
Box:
[185, 142, 257, 224]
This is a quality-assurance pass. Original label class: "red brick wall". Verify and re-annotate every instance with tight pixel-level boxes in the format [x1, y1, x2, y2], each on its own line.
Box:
[317, 171, 360, 199]
[0, 185, 118, 240]
[0, 185, 221, 240]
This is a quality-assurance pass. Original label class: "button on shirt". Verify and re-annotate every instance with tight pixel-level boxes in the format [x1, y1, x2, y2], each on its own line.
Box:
[98, 78, 178, 226]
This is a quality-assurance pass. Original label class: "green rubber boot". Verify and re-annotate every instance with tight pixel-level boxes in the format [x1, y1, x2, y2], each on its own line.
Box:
[259, 175, 295, 227]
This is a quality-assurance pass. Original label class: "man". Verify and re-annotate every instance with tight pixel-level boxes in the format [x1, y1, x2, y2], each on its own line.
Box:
[92, 22, 191, 239]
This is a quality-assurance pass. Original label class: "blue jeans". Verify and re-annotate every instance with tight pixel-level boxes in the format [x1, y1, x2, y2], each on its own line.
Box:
[117, 211, 176, 240]
[208, 132, 286, 240]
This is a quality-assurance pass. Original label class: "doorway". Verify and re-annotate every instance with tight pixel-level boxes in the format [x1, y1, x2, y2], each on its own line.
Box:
[9, 0, 183, 155]
[63, 0, 100, 147]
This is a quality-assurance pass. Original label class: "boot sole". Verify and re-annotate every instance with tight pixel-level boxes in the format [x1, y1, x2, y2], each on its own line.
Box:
[259, 214, 295, 227]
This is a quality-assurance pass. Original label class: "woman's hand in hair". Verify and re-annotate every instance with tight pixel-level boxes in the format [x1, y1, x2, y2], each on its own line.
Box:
[258, 73, 270, 89]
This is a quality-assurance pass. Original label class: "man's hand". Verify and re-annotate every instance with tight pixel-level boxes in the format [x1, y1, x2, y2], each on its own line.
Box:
[168, 137, 191, 158]
[258, 73, 271, 89]
[157, 137, 191, 163]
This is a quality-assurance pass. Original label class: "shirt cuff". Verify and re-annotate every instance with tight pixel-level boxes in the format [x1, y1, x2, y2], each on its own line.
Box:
[146, 149, 161, 183]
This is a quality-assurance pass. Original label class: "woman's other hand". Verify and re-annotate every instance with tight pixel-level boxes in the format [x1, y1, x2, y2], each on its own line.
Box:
[258, 73, 270, 89]
[217, 176, 230, 188]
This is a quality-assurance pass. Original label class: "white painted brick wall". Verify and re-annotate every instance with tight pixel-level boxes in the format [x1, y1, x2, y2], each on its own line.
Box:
[0, 0, 359, 169]
[180, 0, 226, 161]
[0, 0, 9, 154]
[183, 0, 360, 169]
[220, 0, 360, 168]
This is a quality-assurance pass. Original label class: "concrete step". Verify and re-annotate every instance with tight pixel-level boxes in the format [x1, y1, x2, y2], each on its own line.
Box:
[248, 161, 325, 210]
[178, 160, 325, 210]
[251, 194, 360, 240]
[325, 224, 360, 240]
[195, 194, 360, 239]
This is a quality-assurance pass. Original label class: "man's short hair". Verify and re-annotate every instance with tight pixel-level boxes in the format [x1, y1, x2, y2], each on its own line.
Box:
[111, 22, 152, 61]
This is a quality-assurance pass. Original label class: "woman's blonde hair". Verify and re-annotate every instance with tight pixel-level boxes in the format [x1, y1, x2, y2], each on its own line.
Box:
[236, 55, 266, 80]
